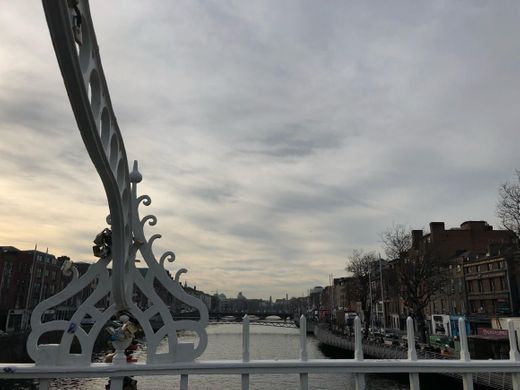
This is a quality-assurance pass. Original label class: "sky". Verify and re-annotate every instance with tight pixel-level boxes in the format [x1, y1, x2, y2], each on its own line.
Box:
[1, 1, 519, 299]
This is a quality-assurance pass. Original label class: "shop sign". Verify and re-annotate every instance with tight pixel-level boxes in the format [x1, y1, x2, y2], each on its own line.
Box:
[477, 327, 508, 338]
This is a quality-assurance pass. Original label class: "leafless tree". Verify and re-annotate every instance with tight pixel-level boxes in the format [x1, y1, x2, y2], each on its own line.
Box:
[397, 244, 448, 342]
[382, 224, 446, 343]
[346, 249, 378, 338]
[380, 223, 412, 260]
[497, 170, 520, 239]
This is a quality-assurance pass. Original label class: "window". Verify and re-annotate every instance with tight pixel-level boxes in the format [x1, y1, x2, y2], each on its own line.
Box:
[1, 261, 12, 290]
[500, 277, 507, 291]
[490, 279, 495, 292]
[477, 265, 481, 272]
[457, 264, 461, 272]
[478, 280, 483, 292]
[487, 263, 492, 271]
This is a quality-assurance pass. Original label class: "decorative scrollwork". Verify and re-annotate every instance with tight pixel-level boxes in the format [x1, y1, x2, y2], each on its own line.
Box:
[27, 0, 209, 366]
[137, 195, 152, 207]
[140, 215, 157, 228]
[175, 268, 188, 282]
[160, 251, 176, 267]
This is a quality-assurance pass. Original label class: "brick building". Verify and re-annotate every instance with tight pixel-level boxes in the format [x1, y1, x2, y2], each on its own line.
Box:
[333, 276, 358, 311]
[463, 248, 520, 321]
[0, 246, 73, 332]
[386, 221, 514, 332]
[412, 221, 514, 260]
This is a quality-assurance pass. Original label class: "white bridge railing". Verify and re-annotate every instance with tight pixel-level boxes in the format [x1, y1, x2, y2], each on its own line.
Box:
[1, 316, 520, 390]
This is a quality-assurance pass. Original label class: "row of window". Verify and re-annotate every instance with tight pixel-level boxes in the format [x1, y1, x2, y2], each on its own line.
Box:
[469, 298, 511, 314]
[465, 261, 505, 274]
[432, 299, 465, 314]
[466, 276, 508, 293]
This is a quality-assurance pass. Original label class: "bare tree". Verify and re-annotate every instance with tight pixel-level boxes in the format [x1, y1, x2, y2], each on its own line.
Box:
[346, 249, 378, 338]
[397, 246, 447, 342]
[497, 170, 520, 239]
[380, 223, 412, 260]
[381, 224, 446, 343]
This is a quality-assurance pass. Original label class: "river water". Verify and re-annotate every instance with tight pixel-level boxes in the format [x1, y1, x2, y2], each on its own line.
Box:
[8, 324, 450, 389]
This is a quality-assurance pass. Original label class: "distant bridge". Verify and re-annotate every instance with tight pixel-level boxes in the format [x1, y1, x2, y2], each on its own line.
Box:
[209, 312, 295, 320]
[209, 319, 298, 328]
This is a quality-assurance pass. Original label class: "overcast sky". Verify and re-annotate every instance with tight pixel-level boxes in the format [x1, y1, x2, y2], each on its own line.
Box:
[1, 1, 519, 299]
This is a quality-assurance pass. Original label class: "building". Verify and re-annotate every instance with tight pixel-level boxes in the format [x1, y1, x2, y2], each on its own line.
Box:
[463, 247, 520, 328]
[308, 286, 323, 309]
[333, 277, 357, 311]
[0, 246, 73, 332]
[386, 221, 514, 333]
[412, 221, 514, 260]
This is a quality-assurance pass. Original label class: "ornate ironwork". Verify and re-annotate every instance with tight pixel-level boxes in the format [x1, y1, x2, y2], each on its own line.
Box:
[27, 0, 208, 365]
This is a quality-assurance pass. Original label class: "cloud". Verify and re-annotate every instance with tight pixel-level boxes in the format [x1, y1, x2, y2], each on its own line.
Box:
[1, 1, 519, 299]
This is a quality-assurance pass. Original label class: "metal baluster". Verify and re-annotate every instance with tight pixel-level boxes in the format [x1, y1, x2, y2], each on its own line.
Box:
[109, 377, 123, 390]
[180, 374, 189, 390]
[406, 317, 420, 390]
[458, 317, 473, 390]
[354, 316, 365, 390]
[242, 314, 250, 390]
[300, 315, 309, 390]
[39, 379, 49, 390]
[508, 319, 520, 390]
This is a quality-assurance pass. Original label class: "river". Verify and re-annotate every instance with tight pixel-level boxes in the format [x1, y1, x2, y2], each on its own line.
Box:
[5, 324, 458, 389]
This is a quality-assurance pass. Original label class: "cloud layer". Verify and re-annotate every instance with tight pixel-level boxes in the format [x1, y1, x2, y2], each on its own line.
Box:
[1, 1, 519, 298]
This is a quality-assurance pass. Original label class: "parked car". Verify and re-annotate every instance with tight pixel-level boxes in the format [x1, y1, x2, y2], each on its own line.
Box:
[383, 333, 399, 346]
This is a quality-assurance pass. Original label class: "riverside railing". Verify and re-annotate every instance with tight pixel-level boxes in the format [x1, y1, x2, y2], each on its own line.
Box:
[1, 316, 520, 390]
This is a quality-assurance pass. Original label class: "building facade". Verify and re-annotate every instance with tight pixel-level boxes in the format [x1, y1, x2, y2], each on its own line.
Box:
[0, 246, 73, 332]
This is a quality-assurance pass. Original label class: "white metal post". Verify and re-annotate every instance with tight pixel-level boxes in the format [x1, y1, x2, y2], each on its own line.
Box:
[38, 379, 49, 390]
[109, 377, 123, 390]
[458, 317, 473, 390]
[354, 316, 365, 390]
[406, 317, 420, 390]
[242, 314, 250, 390]
[300, 315, 308, 390]
[22, 244, 38, 330]
[379, 254, 385, 332]
[180, 374, 189, 390]
[37, 248, 49, 304]
[508, 319, 520, 390]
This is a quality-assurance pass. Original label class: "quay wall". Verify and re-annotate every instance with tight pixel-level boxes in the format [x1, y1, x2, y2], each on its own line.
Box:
[314, 326, 513, 390]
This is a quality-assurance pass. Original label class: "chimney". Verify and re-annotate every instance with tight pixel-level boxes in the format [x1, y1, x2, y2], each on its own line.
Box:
[429, 222, 445, 242]
[460, 221, 487, 232]
[487, 242, 500, 257]
[412, 230, 423, 250]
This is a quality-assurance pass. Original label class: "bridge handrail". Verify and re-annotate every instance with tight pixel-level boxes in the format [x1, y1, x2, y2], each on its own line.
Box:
[2, 316, 520, 390]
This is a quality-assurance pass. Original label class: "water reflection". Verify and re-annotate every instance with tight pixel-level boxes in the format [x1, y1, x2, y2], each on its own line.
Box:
[22, 324, 413, 389]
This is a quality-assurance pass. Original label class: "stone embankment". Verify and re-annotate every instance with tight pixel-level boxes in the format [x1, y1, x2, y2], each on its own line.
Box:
[314, 325, 513, 390]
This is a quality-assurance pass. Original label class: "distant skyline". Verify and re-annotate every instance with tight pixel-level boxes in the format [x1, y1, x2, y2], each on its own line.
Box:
[1, 1, 519, 298]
